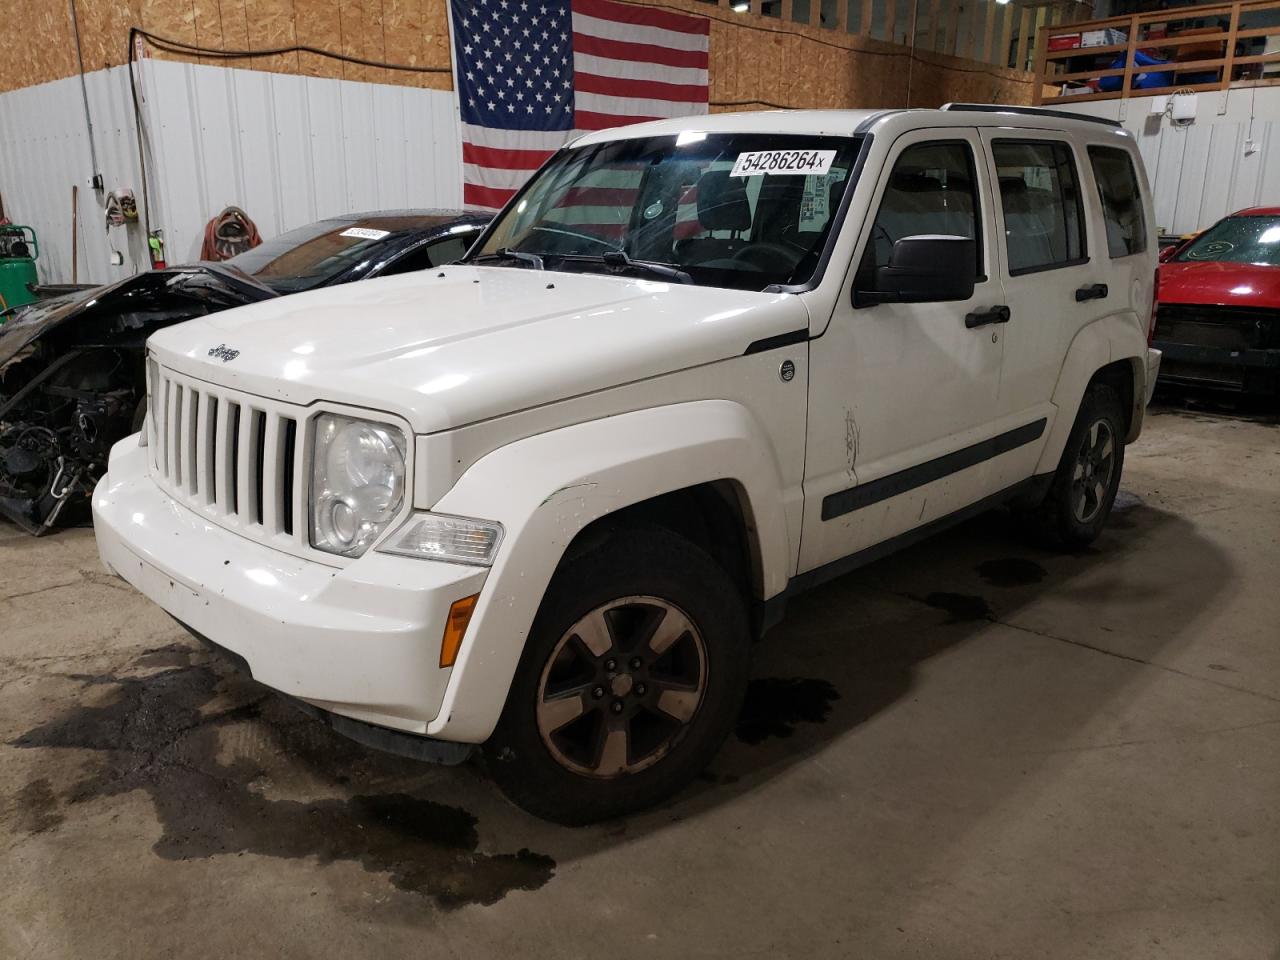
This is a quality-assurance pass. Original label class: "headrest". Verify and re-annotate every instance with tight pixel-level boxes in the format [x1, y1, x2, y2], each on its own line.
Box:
[697, 170, 751, 232]
[999, 176, 1028, 195]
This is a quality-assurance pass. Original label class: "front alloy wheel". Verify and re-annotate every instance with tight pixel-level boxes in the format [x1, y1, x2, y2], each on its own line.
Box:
[536, 597, 708, 778]
[486, 528, 751, 825]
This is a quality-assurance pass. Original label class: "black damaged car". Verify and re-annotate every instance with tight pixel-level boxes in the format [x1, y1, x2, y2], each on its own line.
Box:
[0, 209, 489, 533]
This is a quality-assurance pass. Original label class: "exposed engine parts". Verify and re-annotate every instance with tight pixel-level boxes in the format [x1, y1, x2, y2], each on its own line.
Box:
[0, 347, 141, 533]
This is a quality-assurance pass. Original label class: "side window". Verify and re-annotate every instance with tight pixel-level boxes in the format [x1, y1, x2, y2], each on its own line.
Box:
[1088, 146, 1147, 258]
[864, 140, 982, 279]
[378, 235, 473, 277]
[992, 140, 1087, 275]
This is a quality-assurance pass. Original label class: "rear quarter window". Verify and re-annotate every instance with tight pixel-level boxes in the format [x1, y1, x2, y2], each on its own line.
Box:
[1088, 146, 1147, 258]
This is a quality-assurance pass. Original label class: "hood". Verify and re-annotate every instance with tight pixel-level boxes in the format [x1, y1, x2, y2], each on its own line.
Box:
[1159, 261, 1280, 310]
[0, 265, 276, 369]
[147, 265, 810, 433]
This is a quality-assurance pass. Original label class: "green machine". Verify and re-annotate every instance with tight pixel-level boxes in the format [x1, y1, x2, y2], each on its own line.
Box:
[0, 225, 39, 317]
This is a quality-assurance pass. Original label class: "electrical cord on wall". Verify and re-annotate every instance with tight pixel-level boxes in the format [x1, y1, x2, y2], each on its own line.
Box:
[125, 27, 452, 262]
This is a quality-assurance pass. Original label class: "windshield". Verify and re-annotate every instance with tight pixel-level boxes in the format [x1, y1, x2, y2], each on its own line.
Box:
[1174, 215, 1280, 267]
[226, 220, 411, 293]
[472, 133, 864, 291]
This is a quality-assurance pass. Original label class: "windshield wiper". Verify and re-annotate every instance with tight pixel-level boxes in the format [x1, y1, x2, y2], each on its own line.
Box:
[471, 248, 545, 270]
[553, 252, 692, 284]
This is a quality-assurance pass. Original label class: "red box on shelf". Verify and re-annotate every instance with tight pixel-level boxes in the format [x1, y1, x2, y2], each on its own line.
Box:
[1048, 33, 1082, 51]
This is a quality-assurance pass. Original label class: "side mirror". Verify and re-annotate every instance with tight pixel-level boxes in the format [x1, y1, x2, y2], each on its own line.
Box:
[854, 236, 976, 307]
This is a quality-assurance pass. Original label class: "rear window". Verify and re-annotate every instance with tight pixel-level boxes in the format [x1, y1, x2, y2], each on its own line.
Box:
[1088, 146, 1147, 258]
[992, 140, 1087, 275]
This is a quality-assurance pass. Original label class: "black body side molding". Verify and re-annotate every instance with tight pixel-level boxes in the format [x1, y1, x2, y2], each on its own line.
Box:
[821, 418, 1047, 521]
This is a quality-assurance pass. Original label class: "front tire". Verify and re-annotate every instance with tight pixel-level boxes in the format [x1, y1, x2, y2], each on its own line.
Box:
[485, 528, 751, 825]
[1031, 382, 1126, 549]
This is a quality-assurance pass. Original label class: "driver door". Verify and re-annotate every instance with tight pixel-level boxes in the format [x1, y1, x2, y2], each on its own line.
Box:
[800, 128, 1009, 573]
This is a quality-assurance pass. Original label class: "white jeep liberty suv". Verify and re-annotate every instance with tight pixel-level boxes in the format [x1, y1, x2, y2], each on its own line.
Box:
[93, 105, 1161, 824]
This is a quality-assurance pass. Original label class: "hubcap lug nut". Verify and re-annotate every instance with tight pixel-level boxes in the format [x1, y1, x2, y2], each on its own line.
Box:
[635, 683, 646, 696]
[629, 657, 642, 670]
[592, 686, 605, 699]
[611, 700, 624, 714]
[605, 658, 617, 672]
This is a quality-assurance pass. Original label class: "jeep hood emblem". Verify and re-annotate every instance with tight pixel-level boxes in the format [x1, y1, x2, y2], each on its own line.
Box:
[208, 343, 240, 363]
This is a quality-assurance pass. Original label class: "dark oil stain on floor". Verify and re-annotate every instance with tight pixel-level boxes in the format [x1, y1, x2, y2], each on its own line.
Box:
[976, 558, 1047, 588]
[9, 646, 554, 909]
[13, 778, 63, 834]
[922, 592, 994, 623]
[735, 678, 841, 745]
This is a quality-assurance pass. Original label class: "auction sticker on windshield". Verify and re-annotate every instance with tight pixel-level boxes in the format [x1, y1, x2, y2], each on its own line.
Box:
[339, 227, 391, 241]
[731, 149, 836, 177]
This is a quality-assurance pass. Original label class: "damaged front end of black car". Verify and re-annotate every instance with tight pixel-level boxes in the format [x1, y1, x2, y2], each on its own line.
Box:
[0, 266, 274, 534]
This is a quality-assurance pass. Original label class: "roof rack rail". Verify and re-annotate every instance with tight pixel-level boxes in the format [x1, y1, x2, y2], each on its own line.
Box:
[941, 103, 1122, 129]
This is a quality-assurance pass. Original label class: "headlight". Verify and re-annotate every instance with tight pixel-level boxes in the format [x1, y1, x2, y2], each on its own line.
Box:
[310, 413, 407, 558]
[378, 513, 504, 566]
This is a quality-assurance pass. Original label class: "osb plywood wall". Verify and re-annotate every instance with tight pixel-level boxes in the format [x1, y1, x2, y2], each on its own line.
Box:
[703, 9, 1038, 110]
[1, 0, 1037, 105]
[0, 0, 453, 94]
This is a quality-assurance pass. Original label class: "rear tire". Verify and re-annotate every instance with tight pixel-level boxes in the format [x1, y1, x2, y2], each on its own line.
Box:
[1029, 382, 1126, 549]
[485, 527, 751, 825]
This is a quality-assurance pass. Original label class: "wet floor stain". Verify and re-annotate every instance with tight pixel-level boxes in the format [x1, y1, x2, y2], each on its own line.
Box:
[921, 592, 994, 623]
[13, 778, 63, 834]
[9, 646, 554, 909]
[976, 558, 1047, 588]
[735, 678, 841, 745]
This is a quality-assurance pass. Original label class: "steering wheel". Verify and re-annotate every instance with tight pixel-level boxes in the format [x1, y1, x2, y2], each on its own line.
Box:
[728, 242, 802, 272]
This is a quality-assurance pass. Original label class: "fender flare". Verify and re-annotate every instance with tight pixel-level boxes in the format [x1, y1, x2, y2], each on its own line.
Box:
[425, 399, 793, 742]
[1034, 312, 1149, 475]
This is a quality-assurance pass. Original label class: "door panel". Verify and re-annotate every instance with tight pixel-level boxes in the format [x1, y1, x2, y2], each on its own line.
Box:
[799, 128, 1007, 574]
[978, 131, 1103, 440]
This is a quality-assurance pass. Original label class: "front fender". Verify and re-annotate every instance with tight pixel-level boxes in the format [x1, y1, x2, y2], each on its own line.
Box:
[424, 399, 792, 742]
[1034, 312, 1149, 475]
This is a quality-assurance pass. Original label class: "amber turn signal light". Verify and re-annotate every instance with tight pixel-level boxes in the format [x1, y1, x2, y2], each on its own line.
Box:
[440, 594, 479, 668]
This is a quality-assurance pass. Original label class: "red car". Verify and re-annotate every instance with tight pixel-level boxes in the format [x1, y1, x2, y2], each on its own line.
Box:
[1153, 206, 1280, 395]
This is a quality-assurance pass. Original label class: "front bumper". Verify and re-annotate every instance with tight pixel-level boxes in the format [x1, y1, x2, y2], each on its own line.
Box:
[1153, 339, 1280, 392]
[92, 438, 487, 735]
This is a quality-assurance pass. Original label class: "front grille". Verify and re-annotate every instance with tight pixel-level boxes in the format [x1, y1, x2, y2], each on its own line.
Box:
[1154, 303, 1278, 351]
[148, 364, 305, 549]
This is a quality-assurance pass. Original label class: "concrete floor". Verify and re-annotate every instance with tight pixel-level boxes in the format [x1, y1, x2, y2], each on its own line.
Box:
[1, 404, 1277, 959]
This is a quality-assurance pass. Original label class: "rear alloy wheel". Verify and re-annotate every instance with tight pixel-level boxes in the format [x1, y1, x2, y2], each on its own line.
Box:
[1030, 382, 1126, 549]
[1069, 418, 1117, 525]
[487, 528, 750, 825]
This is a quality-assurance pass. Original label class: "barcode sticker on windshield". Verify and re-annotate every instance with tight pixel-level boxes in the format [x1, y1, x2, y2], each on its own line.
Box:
[339, 227, 390, 240]
[731, 150, 836, 177]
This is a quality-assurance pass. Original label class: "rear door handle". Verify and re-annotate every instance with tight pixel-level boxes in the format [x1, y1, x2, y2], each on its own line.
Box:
[1075, 283, 1108, 302]
[965, 305, 1011, 328]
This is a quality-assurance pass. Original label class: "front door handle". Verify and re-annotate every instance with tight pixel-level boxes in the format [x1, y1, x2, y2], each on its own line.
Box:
[965, 305, 1011, 329]
[1075, 283, 1109, 302]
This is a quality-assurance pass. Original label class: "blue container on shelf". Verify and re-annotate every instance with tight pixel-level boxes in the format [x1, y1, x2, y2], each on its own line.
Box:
[1098, 50, 1174, 91]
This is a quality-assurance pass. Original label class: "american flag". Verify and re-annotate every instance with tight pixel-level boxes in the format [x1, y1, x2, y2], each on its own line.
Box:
[449, 0, 710, 210]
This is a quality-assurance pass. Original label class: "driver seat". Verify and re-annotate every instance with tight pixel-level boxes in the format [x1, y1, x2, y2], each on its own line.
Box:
[675, 169, 753, 264]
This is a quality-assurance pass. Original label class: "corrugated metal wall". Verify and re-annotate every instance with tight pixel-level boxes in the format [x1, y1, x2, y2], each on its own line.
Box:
[1056, 87, 1280, 236]
[0, 59, 462, 286]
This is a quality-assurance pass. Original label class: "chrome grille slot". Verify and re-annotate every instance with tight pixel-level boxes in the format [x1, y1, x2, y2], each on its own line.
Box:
[148, 364, 313, 556]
